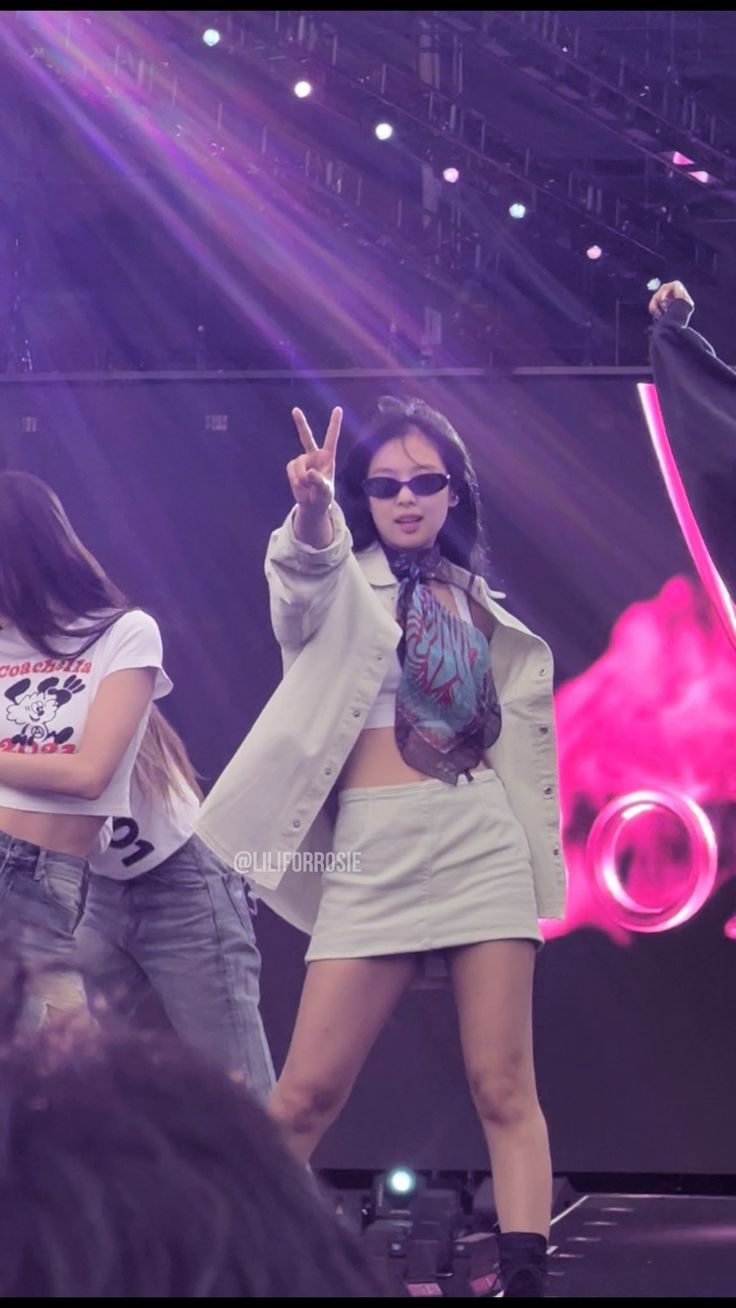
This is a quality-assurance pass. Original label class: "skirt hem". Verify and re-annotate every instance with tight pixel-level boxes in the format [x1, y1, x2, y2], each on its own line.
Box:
[305, 926, 543, 962]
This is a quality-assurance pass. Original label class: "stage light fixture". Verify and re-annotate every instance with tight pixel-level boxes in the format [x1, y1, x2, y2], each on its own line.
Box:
[586, 244, 603, 260]
[442, 166, 460, 184]
[385, 1167, 417, 1197]
[293, 79, 313, 99]
[374, 121, 394, 141]
[202, 28, 221, 47]
[508, 202, 526, 219]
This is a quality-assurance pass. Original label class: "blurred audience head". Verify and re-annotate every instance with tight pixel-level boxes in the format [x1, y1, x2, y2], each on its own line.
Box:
[0, 949, 380, 1298]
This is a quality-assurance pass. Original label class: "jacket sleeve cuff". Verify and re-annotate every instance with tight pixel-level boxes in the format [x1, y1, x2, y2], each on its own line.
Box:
[658, 297, 695, 330]
[268, 501, 352, 572]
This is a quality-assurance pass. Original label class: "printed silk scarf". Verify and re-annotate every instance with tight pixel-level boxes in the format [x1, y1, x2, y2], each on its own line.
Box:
[384, 544, 502, 784]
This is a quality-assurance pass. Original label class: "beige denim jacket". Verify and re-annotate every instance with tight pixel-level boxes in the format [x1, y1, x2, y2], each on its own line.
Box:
[195, 501, 566, 933]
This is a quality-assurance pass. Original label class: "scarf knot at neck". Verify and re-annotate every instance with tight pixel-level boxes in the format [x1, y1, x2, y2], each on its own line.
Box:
[383, 543, 442, 587]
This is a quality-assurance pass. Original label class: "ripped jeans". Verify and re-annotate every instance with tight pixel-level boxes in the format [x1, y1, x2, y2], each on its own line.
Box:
[0, 828, 90, 1031]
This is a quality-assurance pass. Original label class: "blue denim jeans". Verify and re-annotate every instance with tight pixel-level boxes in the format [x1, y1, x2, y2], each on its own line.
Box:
[76, 834, 275, 1104]
[0, 828, 90, 1030]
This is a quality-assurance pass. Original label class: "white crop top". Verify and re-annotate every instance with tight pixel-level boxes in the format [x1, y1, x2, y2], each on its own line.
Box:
[0, 609, 172, 817]
[364, 584, 473, 730]
[91, 772, 199, 881]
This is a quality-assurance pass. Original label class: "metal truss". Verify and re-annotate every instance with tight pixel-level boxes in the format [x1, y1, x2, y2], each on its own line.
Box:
[225, 10, 719, 280]
[5, 10, 717, 368]
[469, 11, 736, 202]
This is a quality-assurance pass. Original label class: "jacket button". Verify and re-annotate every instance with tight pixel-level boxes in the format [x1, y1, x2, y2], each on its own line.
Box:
[539, 726, 549, 735]
[352, 709, 361, 718]
[292, 819, 301, 829]
[324, 766, 333, 776]
[544, 786, 553, 795]
[553, 845, 560, 856]
[538, 667, 547, 678]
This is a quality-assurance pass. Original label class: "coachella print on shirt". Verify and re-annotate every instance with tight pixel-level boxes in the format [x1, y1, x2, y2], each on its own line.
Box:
[0, 654, 92, 754]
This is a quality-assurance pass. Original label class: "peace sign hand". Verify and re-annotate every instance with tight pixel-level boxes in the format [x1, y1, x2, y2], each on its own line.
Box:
[287, 406, 343, 514]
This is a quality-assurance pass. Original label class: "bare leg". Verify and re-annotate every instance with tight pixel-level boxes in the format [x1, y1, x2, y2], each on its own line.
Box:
[449, 939, 551, 1235]
[269, 954, 419, 1164]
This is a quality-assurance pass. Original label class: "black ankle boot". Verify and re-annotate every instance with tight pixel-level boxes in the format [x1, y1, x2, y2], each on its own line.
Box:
[497, 1231, 548, 1297]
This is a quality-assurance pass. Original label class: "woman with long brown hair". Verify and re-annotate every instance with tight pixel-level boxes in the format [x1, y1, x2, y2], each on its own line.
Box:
[76, 705, 274, 1102]
[0, 470, 170, 1024]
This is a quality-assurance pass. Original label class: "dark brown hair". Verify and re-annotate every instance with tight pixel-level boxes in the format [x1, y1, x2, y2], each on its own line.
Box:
[132, 704, 203, 810]
[0, 946, 382, 1298]
[0, 471, 130, 656]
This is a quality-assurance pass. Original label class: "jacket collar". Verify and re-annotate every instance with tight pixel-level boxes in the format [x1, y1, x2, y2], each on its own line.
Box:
[355, 540, 506, 600]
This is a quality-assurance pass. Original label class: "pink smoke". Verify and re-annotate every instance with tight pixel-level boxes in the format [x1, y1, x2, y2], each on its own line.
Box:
[547, 575, 736, 944]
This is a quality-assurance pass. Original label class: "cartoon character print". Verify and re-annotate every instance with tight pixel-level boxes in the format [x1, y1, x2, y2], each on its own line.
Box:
[4, 675, 85, 746]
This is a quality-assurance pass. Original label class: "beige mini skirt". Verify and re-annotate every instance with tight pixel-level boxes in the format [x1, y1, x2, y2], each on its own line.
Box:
[305, 768, 542, 962]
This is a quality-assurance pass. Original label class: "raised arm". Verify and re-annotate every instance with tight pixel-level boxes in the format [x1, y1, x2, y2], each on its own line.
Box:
[649, 280, 736, 477]
[266, 405, 354, 650]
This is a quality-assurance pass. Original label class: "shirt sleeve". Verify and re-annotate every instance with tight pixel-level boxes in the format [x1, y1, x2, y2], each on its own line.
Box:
[99, 610, 173, 700]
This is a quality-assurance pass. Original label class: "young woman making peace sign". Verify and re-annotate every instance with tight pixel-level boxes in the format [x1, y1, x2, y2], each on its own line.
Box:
[198, 396, 565, 1297]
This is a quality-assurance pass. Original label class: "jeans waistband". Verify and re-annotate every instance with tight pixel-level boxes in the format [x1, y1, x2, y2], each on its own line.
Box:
[0, 827, 89, 876]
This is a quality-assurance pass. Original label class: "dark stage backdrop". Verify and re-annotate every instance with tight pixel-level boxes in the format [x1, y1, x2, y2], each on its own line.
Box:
[1, 372, 733, 1175]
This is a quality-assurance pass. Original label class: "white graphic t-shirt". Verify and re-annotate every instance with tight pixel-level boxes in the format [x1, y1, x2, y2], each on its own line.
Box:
[91, 773, 200, 880]
[0, 609, 171, 817]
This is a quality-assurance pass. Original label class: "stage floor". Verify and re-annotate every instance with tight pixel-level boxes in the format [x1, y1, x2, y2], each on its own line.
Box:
[549, 1192, 736, 1297]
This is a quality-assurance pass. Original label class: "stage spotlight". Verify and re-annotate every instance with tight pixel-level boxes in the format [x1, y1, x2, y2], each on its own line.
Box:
[374, 121, 394, 141]
[293, 79, 312, 99]
[442, 166, 460, 184]
[202, 28, 221, 47]
[586, 244, 603, 260]
[508, 202, 526, 219]
[385, 1167, 417, 1197]
[647, 277, 662, 292]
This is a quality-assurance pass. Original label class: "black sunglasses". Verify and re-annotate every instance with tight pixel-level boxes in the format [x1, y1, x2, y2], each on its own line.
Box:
[362, 472, 451, 500]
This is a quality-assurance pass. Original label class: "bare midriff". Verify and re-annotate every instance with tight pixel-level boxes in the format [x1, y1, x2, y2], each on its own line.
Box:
[339, 727, 490, 790]
[338, 581, 492, 792]
[0, 807, 107, 857]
